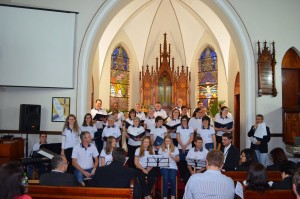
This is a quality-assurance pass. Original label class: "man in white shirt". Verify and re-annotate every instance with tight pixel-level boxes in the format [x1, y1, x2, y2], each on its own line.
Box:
[183, 150, 235, 199]
[110, 101, 125, 121]
[72, 132, 99, 186]
[32, 133, 48, 152]
[154, 101, 168, 119]
[91, 99, 107, 152]
[135, 102, 146, 122]
[174, 98, 183, 114]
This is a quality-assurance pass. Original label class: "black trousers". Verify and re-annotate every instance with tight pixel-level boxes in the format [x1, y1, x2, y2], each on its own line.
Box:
[64, 147, 74, 174]
[136, 168, 156, 197]
[127, 145, 139, 168]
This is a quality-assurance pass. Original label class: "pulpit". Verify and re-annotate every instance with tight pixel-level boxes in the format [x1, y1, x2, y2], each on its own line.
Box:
[140, 33, 190, 111]
[0, 138, 24, 165]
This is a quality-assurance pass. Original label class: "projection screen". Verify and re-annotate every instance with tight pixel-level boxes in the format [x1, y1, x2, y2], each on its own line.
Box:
[0, 5, 77, 88]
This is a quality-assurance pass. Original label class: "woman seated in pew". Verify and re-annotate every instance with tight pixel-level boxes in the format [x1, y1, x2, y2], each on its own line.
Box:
[267, 147, 288, 171]
[99, 136, 117, 166]
[272, 160, 297, 190]
[236, 148, 258, 171]
[0, 161, 32, 199]
[158, 135, 179, 199]
[134, 137, 156, 199]
[245, 163, 270, 192]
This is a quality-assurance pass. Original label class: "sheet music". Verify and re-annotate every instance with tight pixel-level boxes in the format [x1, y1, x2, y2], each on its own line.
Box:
[37, 150, 54, 159]
[235, 181, 244, 199]
[186, 158, 206, 169]
[249, 136, 257, 144]
[254, 123, 267, 138]
[147, 155, 169, 167]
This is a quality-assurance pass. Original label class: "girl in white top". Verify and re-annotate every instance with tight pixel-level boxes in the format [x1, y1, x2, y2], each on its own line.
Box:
[99, 136, 116, 166]
[144, 107, 156, 136]
[150, 116, 167, 152]
[158, 135, 179, 198]
[126, 116, 145, 168]
[176, 115, 194, 159]
[134, 137, 156, 199]
[165, 108, 181, 146]
[61, 114, 81, 173]
[80, 113, 97, 145]
[197, 115, 216, 151]
[188, 108, 203, 132]
[102, 115, 121, 148]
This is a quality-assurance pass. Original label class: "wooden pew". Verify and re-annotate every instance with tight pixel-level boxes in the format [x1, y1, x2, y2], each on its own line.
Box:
[243, 189, 295, 199]
[28, 180, 134, 199]
[223, 171, 282, 182]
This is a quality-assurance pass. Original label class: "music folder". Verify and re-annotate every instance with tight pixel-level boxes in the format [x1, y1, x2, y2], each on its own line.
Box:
[214, 121, 233, 129]
[153, 136, 163, 147]
[127, 131, 146, 140]
[163, 123, 181, 130]
[93, 113, 108, 121]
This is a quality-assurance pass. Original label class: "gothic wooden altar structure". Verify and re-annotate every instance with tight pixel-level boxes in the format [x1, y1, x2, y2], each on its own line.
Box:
[139, 33, 190, 110]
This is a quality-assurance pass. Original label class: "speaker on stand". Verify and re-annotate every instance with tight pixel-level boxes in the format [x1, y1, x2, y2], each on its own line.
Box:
[19, 104, 41, 157]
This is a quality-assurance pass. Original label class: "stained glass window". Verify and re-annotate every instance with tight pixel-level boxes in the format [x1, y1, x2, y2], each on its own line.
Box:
[110, 46, 129, 112]
[198, 47, 218, 108]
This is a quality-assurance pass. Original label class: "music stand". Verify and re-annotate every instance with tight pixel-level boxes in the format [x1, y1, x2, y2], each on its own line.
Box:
[186, 158, 206, 172]
[147, 155, 170, 198]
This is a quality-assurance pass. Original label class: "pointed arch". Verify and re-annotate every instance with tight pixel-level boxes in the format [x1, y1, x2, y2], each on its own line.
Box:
[110, 45, 130, 112]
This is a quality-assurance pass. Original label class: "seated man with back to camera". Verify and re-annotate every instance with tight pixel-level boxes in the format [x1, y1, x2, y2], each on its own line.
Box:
[40, 155, 79, 186]
[183, 150, 235, 199]
[72, 131, 99, 186]
[89, 147, 141, 199]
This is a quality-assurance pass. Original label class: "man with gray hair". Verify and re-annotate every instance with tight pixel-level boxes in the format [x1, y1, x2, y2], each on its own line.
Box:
[72, 131, 99, 186]
[183, 150, 234, 199]
[40, 155, 78, 186]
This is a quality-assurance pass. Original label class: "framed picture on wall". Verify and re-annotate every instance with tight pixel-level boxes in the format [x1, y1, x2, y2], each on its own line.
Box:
[51, 97, 70, 122]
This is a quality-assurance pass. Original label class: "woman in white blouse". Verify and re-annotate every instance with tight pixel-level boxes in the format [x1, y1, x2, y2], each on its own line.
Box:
[99, 136, 116, 166]
[197, 115, 216, 151]
[158, 135, 179, 199]
[61, 114, 81, 173]
[134, 136, 156, 199]
[126, 117, 145, 168]
[80, 113, 97, 145]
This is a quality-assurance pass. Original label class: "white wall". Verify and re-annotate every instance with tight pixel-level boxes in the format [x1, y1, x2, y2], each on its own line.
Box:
[229, 0, 300, 150]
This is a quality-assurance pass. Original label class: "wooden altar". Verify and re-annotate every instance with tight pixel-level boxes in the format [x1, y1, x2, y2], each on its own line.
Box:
[139, 33, 190, 110]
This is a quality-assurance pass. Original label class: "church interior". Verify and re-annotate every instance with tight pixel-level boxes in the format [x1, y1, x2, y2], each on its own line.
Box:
[0, 0, 300, 197]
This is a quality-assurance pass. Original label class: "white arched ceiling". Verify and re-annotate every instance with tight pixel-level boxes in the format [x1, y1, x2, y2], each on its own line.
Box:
[98, 0, 231, 80]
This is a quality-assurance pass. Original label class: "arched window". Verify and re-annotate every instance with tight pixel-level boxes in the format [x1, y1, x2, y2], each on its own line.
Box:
[198, 47, 218, 108]
[110, 46, 129, 112]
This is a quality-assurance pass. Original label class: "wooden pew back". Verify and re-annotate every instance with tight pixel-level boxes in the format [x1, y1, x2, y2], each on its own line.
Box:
[28, 184, 134, 199]
[243, 189, 295, 199]
[223, 171, 282, 182]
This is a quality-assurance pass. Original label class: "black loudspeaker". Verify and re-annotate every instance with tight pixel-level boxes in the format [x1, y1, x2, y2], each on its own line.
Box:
[19, 104, 41, 132]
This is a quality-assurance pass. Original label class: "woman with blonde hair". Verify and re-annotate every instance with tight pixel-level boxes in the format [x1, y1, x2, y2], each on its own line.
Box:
[158, 135, 179, 199]
[134, 136, 156, 199]
[99, 136, 117, 166]
[61, 114, 81, 173]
